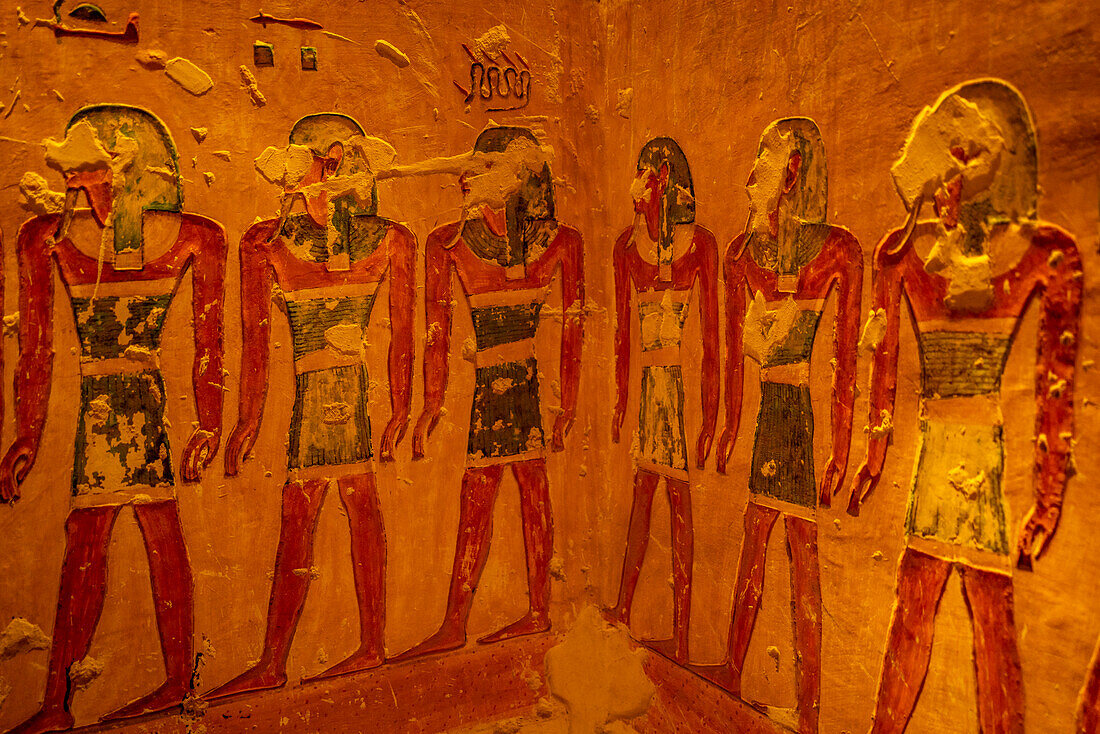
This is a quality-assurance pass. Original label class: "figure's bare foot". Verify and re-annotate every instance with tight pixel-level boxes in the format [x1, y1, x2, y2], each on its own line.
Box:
[302, 647, 385, 682]
[101, 682, 189, 721]
[389, 624, 466, 663]
[641, 637, 688, 665]
[477, 612, 550, 645]
[6, 708, 74, 734]
[203, 663, 287, 701]
[687, 663, 741, 696]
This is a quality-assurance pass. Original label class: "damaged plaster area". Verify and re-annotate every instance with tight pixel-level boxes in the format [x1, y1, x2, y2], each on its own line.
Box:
[743, 293, 798, 364]
[0, 618, 50, 660]
[545, 606, 654, 732]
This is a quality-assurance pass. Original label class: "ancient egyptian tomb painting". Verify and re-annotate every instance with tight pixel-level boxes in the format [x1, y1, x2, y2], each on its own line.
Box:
[0, 3, 1099, 734]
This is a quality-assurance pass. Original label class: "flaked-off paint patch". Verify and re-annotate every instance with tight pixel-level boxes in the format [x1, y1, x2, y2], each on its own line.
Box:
[239, 65, 267, 106]
[0, 618, 50, 660]
[69, 656, 104, 689]
[375, 39, 410, 68]
[545, 606, 654, 732]
[472, 25, 511, 61]
[165, 57, 214, 96]
[859, 308, 887, 352]
[18, 172, 65, 214]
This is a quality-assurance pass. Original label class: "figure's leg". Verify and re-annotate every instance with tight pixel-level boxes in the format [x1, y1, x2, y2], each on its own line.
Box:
[786, 515, 821, 734]
[606, 470, 661, 626]
[102, 500, 195, 720]
[643, 476, 694, 664]
[205, 478, 329, 700]
[479, 459, 554, 644]
[391, 466, 504, 660]
[690, 501, 779, 695]
[305, 472, 386, 680]
[1076, 637, 1100, 734]
[959, 565, 1024, 734]
[8, 505, 120, 734]
[869, 548, 952, 734]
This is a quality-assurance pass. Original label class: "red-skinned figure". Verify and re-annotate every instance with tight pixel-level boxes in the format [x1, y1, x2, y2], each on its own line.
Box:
[606, 137, 718, 665]
[847, 80, 1081, 734]
[205, 114, 414, 699]
[1, 106, 225, 734]
[395, 126, 584, 659]
[693, 119, 861, 734]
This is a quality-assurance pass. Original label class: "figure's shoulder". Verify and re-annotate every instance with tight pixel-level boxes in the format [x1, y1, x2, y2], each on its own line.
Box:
[723, 232, 749, 267]
[1029, 221, 1078, 255]
[613, 225, 634, 254]
[426, 221, 462, 249]
[17, 214, 61, 253]
[382, 218, 416, 245]
[690, 223, 719, 254]
[871, 222, 932, 269]
[551, 221, 583, 250]
[240, 218, 280, 254]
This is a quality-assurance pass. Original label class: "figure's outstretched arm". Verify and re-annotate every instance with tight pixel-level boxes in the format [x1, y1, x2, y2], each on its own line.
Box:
[0, 217, 56, 502]
[413, 227, 455, 458]
[819, 232, 863, 506]
[716, 237, 747, 474]
[1017, 230, 1083, 569]
[846, 230, 906, 515]
[695, 231, 720, 468]
[611, 230, 632, 443]
[181, 219, 227, 482]
[380, 225, 417, 460]
[224, 224, 275, 476]
[552, 228, 585, 452]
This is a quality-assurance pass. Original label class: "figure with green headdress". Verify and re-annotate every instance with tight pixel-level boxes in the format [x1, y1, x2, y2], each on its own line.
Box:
[605, 137, 720, 665]
[204, 113, 416, 700]
[847, 80, 1081, 734]
[0, 105, 226, 733]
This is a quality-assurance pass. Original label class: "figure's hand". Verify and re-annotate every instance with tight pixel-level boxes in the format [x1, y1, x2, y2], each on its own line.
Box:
[715, 427, 736, 474]
[845, 458, 881, 516]
[551, 411, 575, 452]
[695, 426, 714, 469]
[611, 405, 626, 444]
[1015, 503, 1061, 571]
[380, 414, 409, 462]
[182, 428, 220, 483]
[0, 438, 37, 503]
[818, 455, 847, 509]
[412, 408, 442, 459]
[224, 423, 257, 477]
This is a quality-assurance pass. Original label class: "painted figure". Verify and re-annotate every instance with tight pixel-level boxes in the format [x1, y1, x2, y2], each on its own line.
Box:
[847, 80, 1081, 734]
[397, 126, 584, 658]
[606, 138, 719, 664]
[206, 114, 414, 698]
[0, 105, 225, 734]
[693, 119, 861, 734]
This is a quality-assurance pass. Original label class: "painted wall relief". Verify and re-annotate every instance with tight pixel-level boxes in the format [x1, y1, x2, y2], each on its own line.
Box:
[205, 113, 416, 699]
[607, 138, 719, 664]
[846, 80, 1082, 734]
[2, 105, 226, 733]
[397, 126, 585, 658]
[690, 119, 861, 734]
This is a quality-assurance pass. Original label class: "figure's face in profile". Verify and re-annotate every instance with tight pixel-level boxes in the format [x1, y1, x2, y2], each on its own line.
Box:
[892, 94, 1006, 227]
[463, 137, 546, 212]
[631, 167, 661, 218]
[746, 145, 783, 234]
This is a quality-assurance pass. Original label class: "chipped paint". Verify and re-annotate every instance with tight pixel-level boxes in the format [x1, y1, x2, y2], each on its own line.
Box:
[18, 171, 65, 214]
[165, 57, 214, 96]
[0, 618, 50, 659]
[239, 65, 267, 106]
[375, 39, 410, 68]
[858, 307, 887, 351]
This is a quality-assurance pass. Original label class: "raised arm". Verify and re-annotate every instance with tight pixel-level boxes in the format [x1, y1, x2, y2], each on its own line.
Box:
[1016, 229, 1083, 569]
[181, 218, 227, 482]
[224, 224, 274, 476]
[611, 229, 632, 443]
[695, 230, 720, 468]
[846, 229, 906, 515]
[819, 231, 863, 506]
[380, 225, 417, 460]
[412, 226, 455, 458]
[716, 237, 747, 474]
[551, 227, 585, 452]
[0, 217, 57, 501]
